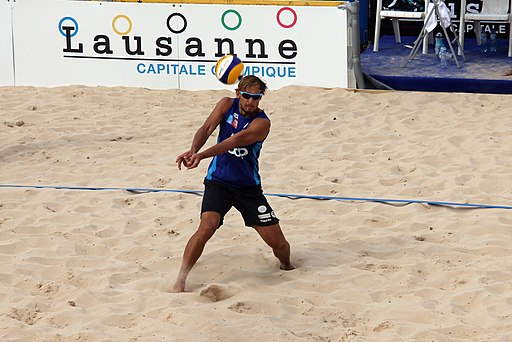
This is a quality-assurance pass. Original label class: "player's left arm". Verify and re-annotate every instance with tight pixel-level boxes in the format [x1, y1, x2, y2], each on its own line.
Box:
[184, 118, 269, 169]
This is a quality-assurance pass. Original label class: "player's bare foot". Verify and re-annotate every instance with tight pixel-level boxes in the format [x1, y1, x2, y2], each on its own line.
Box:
[171, 281, 186, 293]
[280, 263, 295, 271]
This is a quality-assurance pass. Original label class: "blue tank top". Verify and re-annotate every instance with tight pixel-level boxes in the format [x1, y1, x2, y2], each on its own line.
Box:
[206, 98, 269, 187]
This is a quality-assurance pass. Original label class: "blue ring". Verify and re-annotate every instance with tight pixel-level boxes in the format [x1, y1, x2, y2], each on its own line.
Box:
[59, 17, 78, 37]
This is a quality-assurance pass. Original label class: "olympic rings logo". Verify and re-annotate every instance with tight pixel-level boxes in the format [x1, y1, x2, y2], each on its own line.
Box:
[58, 6, 298, 37]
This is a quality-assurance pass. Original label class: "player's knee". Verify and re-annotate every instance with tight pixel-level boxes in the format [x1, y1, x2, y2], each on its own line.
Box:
[197, 222, 217, 236]
[198, 217, 220, 236]
[199, 211, 220, 227]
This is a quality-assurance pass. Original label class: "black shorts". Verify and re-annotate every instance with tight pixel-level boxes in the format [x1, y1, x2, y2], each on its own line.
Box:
[201, 179, 279, 228]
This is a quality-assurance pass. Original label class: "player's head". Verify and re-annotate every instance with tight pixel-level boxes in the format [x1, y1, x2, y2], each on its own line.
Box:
[237, 75, 267, 95]
[236, 76, 266, 116]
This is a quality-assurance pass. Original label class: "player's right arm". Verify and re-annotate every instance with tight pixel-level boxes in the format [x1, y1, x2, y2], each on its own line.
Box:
[176, 97, 232, 170]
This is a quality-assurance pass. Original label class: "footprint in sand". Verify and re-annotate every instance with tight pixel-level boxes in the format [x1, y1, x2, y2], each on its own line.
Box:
[199, 284, 234, 302]
[373, 320, 394, 332]
[8, 305, 42, 325]
[228, 301, 253, 313]
[226, 300, 282, 315]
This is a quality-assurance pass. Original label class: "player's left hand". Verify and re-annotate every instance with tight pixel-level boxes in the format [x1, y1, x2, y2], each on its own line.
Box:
[184, 153, 202, 169]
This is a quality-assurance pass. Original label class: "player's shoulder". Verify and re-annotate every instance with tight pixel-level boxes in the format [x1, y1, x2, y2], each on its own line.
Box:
[218, 96, 234, 106]
[214, 97, 234, 112]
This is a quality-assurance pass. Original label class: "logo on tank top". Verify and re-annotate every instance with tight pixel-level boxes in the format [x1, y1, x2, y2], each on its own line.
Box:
[227, 131, 248, 158]
[226, 113, 238, 129]
[228, 147, 248, 158]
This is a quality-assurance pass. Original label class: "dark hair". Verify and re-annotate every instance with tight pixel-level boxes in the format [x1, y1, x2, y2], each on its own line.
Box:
[237, 75, 267, 94]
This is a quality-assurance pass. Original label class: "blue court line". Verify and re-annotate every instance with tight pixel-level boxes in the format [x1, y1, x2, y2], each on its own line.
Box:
[1, 183, 511, 210]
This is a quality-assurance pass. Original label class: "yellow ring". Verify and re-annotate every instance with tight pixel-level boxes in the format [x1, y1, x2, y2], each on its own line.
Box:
[112, 14, 132, 36]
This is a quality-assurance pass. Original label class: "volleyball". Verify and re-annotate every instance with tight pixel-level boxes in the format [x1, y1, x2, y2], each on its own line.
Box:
[215, 55, 244, 85]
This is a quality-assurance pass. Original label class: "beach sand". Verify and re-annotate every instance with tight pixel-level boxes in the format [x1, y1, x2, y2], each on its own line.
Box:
[1, 85, 511, 341]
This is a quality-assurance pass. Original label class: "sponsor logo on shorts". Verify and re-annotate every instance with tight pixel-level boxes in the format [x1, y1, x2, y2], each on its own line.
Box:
[258, 209, 276, 223]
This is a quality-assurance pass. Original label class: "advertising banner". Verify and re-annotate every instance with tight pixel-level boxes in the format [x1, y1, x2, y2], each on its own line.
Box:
[12, 0, 350, 90]
[0, 0, 14, 86]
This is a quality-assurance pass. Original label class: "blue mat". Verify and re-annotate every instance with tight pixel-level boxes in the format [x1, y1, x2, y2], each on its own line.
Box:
[361, 35, 512, 94]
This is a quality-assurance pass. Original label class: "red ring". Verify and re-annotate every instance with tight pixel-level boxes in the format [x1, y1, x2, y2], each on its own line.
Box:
[276, 7, 297, 28]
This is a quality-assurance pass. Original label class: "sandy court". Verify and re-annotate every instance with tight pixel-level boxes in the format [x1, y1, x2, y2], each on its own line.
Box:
[1, 85, 512, 341]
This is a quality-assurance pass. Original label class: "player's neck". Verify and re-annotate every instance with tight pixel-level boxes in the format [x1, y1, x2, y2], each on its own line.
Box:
[239, 104, 259, 118]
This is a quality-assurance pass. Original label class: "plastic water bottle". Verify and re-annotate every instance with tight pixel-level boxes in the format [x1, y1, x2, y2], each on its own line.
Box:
[435, 32, 444, 56]
[439, 46, 448, 68]
[480, 32, 488, 53]
[489, 29, 497, 52]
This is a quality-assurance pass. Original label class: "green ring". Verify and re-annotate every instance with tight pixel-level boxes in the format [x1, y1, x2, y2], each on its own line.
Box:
[221, 10, 242, 31]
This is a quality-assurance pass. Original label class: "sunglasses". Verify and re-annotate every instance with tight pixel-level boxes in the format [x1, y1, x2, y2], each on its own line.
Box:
[239, 91, 263, 100]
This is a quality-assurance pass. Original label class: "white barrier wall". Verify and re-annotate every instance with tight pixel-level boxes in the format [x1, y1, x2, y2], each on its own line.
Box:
[10, 0, 351, 90]
[0, 1, 14, 86]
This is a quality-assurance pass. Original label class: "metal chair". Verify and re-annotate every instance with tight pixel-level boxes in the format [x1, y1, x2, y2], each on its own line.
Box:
[373, 0, 429, 53]
[458, 0, 512, 57]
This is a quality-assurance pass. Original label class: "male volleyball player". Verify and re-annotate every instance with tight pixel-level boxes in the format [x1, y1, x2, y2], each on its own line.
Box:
[172, 75, 294, 293]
